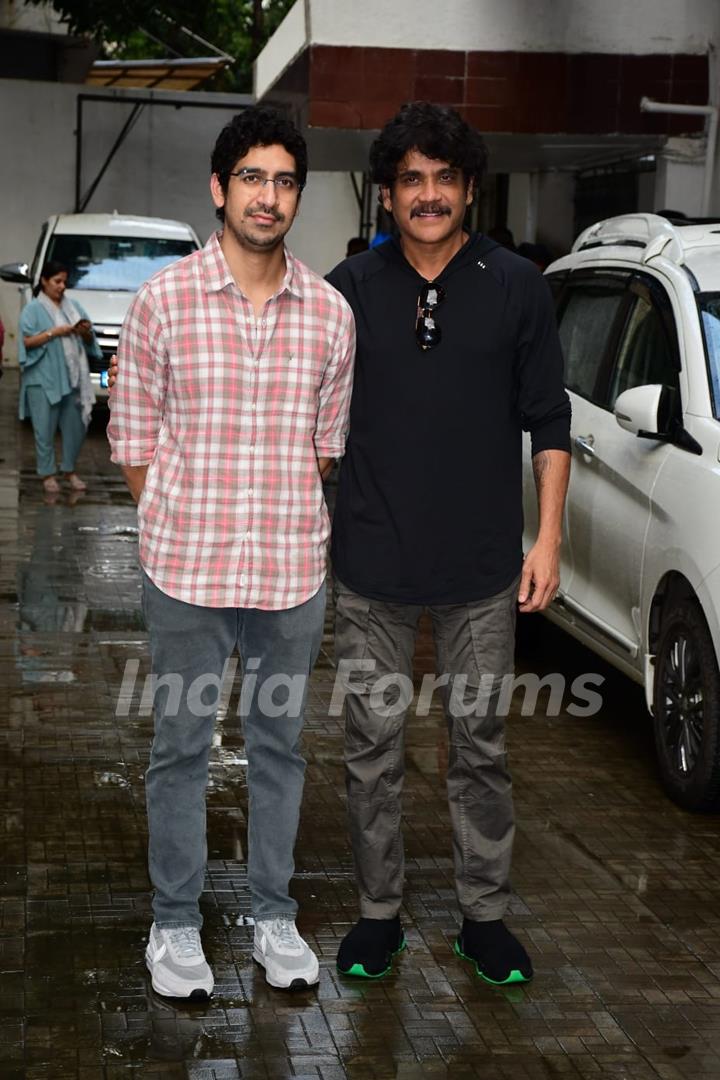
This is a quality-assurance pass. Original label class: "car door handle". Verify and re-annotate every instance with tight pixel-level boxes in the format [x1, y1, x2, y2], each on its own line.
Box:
[574, 434, 596, 457]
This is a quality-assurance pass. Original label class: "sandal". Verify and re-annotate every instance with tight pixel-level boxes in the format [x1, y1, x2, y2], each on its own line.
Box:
[42, 476, 60, 493]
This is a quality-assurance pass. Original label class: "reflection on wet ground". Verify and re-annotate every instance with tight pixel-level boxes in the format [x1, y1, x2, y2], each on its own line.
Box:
[2, 370, 720, 1078]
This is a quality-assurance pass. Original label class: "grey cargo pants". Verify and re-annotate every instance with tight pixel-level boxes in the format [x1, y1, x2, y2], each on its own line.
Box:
[334, 575, 519, 922]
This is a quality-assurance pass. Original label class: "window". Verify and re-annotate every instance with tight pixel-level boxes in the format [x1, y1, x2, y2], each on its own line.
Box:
[557, 280, 627, 403]
[45, 234, 197, 292]
[608, 284, 679, 407]
[699, 294, 720, 420]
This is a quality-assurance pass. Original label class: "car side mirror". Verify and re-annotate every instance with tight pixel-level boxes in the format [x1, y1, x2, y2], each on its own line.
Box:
[0, 262, 30, 284]
[614, 383, 702, 455]
[614, 384, 665, 436]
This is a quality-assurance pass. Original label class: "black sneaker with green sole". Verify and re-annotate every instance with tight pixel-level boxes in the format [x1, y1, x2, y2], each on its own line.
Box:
[454, 918, 533, 985]
[337, 916, 406, 978]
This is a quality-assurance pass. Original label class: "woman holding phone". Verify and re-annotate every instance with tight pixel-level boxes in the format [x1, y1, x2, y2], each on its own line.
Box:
[19, 260, 101, 493]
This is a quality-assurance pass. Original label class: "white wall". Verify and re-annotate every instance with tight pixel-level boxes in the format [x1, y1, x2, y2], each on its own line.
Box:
[0, 80, 244, 362]
[654, 138, 707, 216]
[286, 171, 361, 276]
[0, 80, 252, 271]
[254, 0, 307, 100]
[310, 0, 720, 52]
[507, 173, 536, 245]
[259, 0, 720, 64]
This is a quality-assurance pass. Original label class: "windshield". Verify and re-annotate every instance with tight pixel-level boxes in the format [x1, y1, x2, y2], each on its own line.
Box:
[699, 294, 720, 420]
[45, 234, 197, 291]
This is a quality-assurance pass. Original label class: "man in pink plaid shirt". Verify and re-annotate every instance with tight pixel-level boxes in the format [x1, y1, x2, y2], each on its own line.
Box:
[107, 107, 355, 999]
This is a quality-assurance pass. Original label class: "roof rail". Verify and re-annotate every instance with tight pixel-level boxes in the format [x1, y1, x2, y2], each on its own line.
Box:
[572, 213, 684, 264]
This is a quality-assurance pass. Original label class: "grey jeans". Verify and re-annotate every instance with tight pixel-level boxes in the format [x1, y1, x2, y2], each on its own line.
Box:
[334, 575, 519, 922]
[141, 571, 326, 928]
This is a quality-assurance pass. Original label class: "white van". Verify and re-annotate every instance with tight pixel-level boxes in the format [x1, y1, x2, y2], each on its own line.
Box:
[0, 213, 201, 399]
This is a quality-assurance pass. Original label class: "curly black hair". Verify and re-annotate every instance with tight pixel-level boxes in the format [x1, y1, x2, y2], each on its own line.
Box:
[369, 102, 487, 190]
[210, 106, 308, 223]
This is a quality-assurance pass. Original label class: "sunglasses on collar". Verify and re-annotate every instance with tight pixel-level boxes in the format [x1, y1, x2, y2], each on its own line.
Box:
[415, 281, 446, 350]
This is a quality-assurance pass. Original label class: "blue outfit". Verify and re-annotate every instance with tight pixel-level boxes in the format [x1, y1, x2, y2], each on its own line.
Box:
[18, 298, 102, 477]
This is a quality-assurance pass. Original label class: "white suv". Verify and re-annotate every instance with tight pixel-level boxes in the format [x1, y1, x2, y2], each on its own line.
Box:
[523, 213, 720, 812]
[0, 213, 200, 398]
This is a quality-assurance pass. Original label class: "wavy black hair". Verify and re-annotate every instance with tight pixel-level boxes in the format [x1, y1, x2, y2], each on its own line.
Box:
[210, 106, 308, 223]
[370, 102, 487, 190]
[34, 260, 68, 297]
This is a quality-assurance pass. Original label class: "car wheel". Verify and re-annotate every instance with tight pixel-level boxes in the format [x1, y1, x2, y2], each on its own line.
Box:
[653, 600, 720, 811]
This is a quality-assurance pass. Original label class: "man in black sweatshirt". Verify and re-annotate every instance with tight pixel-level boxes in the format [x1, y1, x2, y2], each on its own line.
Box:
[328, 102, 571, 985]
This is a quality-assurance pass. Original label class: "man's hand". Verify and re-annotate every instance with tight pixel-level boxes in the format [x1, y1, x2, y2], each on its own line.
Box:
[121, 464, 148, 504]
[519, 448, 571, 612]
[317, 456, 334, 481]
[518, 537, 560, 612]
[107, 353, 119, 388]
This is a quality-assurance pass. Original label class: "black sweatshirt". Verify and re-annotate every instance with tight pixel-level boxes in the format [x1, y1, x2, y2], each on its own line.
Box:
[326, 233, 571, 605]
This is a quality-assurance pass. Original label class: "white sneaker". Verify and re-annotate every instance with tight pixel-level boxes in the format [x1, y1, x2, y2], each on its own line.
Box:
[253, 917, 319, 989]
[145, 923, 214, 999]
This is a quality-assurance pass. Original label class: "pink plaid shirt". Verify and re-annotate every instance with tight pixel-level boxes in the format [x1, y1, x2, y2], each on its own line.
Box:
[107, 232, 355, 609]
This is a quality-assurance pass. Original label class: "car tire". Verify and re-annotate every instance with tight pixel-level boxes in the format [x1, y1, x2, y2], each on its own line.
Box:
[653, 600, 720, 811]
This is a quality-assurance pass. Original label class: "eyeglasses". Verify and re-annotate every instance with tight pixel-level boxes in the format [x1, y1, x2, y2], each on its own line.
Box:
[229, 168, 302, 195]
[415, 281, 445, 350]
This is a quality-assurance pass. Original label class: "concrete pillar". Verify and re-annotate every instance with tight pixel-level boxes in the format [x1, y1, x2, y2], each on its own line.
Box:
[637, 169, 656, 213]
[536, 172, 576, 256]
[653, 137, 706, 216]
[507, 172, 538, 245]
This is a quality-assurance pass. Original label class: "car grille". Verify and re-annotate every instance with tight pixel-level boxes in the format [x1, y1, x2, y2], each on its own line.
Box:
[91, 326, 121, 373]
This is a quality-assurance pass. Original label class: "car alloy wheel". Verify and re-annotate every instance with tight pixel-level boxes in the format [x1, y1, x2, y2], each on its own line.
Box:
[653, 601, 720, 811]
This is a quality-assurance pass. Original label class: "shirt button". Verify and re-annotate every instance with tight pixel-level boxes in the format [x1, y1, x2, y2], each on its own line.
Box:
[249, 444, 255, 453]
[248, 487, 253, 495]
[251, 402, 256, 410]
[240, 574, 246, 586]
[246, 530, 251, 539]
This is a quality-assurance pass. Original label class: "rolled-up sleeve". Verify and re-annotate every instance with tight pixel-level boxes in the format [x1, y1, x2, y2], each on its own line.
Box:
[313, 302, 356, 459]
[516, 267, 571, 455]
[107, 285, 168, 465]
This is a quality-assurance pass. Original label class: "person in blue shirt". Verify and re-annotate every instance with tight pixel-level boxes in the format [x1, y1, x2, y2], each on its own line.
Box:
[19, 260, 101, 493]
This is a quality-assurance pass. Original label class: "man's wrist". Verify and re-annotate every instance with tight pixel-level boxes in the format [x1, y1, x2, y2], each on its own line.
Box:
[535, 529, 562, 548]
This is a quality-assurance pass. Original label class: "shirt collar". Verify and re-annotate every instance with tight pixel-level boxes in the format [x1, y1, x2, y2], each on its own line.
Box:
[203, 230, 304, 300]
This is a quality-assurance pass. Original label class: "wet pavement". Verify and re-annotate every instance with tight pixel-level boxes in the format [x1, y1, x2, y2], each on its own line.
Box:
[3, 368, 720, 1079]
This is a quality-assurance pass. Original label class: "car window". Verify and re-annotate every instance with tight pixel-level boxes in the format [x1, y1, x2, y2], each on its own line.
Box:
[45, 234, 197, 292]
[699, 294, 720, 419]
[608, 282, 680, 407]
[557, 280, 627, 403]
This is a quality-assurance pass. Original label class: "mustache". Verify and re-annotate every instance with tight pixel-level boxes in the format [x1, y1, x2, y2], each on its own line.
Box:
[411, 203, 452, 218]
[244, 205, 284, 222]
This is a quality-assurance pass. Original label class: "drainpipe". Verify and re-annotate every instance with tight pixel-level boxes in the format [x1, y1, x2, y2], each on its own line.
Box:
[640, 96, 718, 216]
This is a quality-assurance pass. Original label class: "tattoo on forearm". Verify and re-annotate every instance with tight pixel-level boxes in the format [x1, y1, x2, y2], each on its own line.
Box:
[532, 451, 551, 486]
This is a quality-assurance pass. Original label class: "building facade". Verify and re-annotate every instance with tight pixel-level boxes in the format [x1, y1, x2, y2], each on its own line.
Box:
[255, 0, 720, 256]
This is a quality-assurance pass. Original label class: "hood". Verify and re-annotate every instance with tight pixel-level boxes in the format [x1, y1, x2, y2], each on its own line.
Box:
[65, 288, 133, 328]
